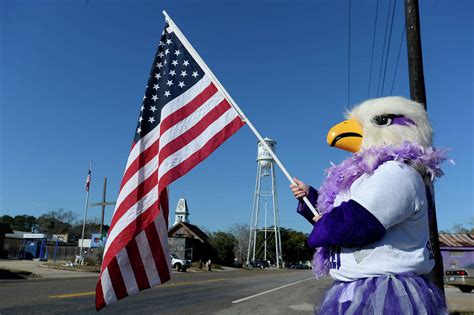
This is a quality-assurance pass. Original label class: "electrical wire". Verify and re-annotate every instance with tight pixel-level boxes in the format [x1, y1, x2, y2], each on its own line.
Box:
[367, 0, 380, 98]
[380, 0, 397, 96]
[347, 0, 352, 106]
[376, 0, 393, 97]
[390, 25, 406, 95]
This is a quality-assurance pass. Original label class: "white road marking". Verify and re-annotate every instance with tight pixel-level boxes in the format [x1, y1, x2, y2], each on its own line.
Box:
[289, 303, 315, 311]
[231, 277, 314, 304]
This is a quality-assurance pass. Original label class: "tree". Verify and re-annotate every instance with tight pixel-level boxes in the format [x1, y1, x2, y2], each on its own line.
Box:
[229, 223, 249, 263]
[208, 231, 237, 266]
[0, 215, 14, 227]
[68, 220, 104, 242]
[37, 209, 77, 234]
[12, 215, 38, 232]
[443, 219, 474, 234]
[280, 227, 313, 264]
[0, 214, 37, 232]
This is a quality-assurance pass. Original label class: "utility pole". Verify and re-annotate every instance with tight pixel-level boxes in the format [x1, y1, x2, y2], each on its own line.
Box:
[100, 177, 107, 236]
[89, 177, 116, 237]
[404, 0, 444, 293]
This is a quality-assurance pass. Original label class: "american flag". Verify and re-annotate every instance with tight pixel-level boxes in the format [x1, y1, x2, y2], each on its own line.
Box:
[85, 169, 91, 192]
[95, 22, 245, 310]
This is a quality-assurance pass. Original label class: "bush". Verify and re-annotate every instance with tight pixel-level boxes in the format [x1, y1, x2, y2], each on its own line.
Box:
[84, 248, 104, 266]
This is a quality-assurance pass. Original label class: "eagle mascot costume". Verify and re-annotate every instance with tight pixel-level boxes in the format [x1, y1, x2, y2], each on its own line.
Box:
[292, 97, 448, 314]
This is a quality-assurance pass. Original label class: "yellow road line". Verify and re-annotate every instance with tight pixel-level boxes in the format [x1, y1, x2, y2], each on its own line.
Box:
[49, 278, 229, 299]
[50, 291, 96, 298]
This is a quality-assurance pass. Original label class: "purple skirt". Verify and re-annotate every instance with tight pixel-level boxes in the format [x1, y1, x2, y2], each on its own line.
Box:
[317, 274, 447, 315]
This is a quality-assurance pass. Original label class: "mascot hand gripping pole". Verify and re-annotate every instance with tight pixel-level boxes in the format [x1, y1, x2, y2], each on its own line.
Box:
[292, 97, 448, 314]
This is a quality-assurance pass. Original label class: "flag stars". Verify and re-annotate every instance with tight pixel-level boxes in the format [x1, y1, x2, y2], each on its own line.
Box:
[180, 71, 187, 77]
[164, 91, 171, 97]
[150, 105, 157, 112]
[137, 127, 142, 134]
[158, 52, 164, 58]
[153, 84, 160, 90]
[166, 39, 172, 44]
[141, 105, 145, 111]
[172, 60, 178, 66]
[183, 60, 189, 66]
[151, 95, 158, 102]
[164, 49, 170, 55]
[192, 71, 199, 78]
[143, 95, 147, 100]
[156, 62, 163, 69]
[178, 81, 185, 88]
[154, 73, 161, 80]
[169, 70, 176, 76]
[139, 116, 143, 122]
[148, 117, 156, 124]
[166, 80, 173, 86]
[174, 50, 181, 56]
[159, 41, 164, 47]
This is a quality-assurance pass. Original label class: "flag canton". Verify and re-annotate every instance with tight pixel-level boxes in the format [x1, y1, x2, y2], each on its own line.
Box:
[85, 170, 91, 191]
[134, 26, 205, 142]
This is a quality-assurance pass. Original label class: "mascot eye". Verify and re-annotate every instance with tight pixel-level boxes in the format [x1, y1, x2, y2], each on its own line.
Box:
[372, 115, 392, 126]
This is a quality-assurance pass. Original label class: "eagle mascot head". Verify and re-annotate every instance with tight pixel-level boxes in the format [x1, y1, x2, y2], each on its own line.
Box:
[327, 96, 432, 153]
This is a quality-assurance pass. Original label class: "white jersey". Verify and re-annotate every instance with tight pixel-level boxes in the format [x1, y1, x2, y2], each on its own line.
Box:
[329, 161, 435, 282]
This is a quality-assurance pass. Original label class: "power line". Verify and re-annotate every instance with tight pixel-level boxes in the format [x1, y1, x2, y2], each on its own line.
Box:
[376, 0, 393, 97]
[380, 0, 397, 96]
[347, 0, 352, 106]
[390, 25, 406, 95]
[367, 0, 380, 98]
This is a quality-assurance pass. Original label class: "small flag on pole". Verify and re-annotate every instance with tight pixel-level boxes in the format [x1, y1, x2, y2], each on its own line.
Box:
[95, 16, 245, 310]
[85, 169, 92, 192]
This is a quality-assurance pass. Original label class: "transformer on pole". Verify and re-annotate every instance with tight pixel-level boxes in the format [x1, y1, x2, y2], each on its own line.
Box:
[246, 137, 283, 268]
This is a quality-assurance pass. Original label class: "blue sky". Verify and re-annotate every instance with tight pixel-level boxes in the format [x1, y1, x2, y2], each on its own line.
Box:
[0, 0, 472, 234]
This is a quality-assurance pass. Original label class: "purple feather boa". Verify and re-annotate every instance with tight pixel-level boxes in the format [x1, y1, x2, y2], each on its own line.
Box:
[312, 142, 449, 278]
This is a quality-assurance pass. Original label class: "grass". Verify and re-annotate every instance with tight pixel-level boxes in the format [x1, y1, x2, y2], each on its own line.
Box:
[42, 261, 100, 273]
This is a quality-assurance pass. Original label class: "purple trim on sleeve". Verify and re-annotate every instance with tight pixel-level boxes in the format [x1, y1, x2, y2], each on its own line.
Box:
[296, 186, 318, 224]
[307, 199, 386, 248]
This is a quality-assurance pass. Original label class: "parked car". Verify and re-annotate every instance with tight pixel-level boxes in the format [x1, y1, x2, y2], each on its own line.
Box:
[445, 263, 474, 293]
[295, 263, 311, 269]
[249, 259, 270, 269]
[233, 260, 243, 268]
[170, 254, 191, 272]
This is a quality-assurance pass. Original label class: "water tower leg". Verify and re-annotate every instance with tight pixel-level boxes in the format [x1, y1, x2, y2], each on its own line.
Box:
[246, 162, 261, 266]
[271, 162, 281, 268]
[252, 164, 262, 262]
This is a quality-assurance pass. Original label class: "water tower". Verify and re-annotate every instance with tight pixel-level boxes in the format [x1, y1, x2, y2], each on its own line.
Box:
[246, 137, 283, 268]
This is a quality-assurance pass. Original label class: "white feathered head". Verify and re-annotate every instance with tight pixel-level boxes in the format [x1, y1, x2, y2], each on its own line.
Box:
[327, 96, 432, 152]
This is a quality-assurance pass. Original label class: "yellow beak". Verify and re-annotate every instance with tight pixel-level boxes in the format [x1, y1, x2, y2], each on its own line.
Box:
[327, 118, 363, 153]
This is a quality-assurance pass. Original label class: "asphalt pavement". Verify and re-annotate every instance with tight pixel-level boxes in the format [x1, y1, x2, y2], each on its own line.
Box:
[0, 269, 332, 314]
[1, 261, 473, 314]
[444, 287, 474, 314]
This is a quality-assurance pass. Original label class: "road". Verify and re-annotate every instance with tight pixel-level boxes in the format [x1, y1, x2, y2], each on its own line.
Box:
[0, 269, 332, 314]
[444, 287, 474, 313]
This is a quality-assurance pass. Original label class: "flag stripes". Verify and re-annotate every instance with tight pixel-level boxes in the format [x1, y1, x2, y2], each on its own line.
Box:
[85, 169, 92, 192]
[96, 22, 244, 310]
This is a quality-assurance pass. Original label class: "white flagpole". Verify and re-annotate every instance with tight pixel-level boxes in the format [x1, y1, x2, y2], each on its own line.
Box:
[79, 160, 92, 263]
[163, 11, 320, 217]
